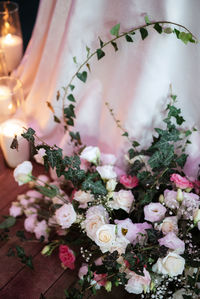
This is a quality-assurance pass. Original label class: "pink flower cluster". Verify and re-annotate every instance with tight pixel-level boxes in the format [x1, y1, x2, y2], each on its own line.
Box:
[120, 175, 139, 189]
[170, 173, 193, 189]
[59, 245, 75, 270]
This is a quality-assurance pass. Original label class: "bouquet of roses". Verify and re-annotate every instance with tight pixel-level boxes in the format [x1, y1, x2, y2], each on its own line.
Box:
[7, 19, 200, 299]
[10, 94, 200, 299]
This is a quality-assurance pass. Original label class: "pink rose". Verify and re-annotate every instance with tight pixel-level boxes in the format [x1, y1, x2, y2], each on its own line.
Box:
[170, 174, 193, 189]
[158, 232, 185, 254]
[93, 272, 107, 287]
[78, 263, 88, 279]
[144, 203, 166, 222]
[120, 175, 139, 189]
[125, 268, 151, 294]
[59, 245, 75, 270]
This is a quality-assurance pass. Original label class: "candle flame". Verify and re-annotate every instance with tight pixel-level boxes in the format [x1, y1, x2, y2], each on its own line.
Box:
[8, 103, 13, 110]
[4, 33, 12, 43]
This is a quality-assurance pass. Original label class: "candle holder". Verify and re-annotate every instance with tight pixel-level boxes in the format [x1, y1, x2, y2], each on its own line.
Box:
[0, 1, 23, 72]
[0, 49, 8, 76]
[0, 76, 24, 122]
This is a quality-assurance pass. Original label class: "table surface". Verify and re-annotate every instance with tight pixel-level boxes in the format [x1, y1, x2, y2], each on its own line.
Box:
[0, 149, 137, 299]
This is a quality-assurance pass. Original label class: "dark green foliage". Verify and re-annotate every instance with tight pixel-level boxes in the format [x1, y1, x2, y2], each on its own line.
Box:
[21, 127, 35, 142]
[96, 48, 105, 60]
[111, 41, 118, 51]
[76, 71, 87, 83]
[0, 216, 16, 229]
[154, 23, 162, 34]
[125, 34, 133, 42]
[140, 28, 148, 40]
[67, 94, 76, 102]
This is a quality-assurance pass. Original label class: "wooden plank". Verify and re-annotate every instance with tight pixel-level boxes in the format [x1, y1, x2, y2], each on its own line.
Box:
[0, 250, 66, 299]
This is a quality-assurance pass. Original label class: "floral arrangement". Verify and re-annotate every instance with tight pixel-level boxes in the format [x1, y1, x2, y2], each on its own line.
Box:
[5, 19, 200, 299]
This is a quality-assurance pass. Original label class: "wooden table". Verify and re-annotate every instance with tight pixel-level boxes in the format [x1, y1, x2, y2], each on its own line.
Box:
[0, 150, 137, 299]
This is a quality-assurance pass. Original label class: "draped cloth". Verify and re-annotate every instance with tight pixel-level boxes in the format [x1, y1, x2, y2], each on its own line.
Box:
[14, 0, 200, 176]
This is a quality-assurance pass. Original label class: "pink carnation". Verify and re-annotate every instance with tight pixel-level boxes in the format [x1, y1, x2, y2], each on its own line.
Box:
[93, 272, 107, 286]
[59, 245, 75, 270]
[120, 175, 139, 189]
[170, 174, 193, 189]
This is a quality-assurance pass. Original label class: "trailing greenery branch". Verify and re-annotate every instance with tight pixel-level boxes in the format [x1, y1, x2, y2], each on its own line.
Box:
[57, 19, 197, 132]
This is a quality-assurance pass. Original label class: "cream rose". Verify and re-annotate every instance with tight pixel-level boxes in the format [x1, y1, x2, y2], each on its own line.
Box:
[82, 205, 109, 240]
[74, 190, 94, 209]
[152, 251, 185, 277]
[55, 203, 76, 229]
[158, 216, 179, 235]
[109, 190, 134, 213]
[95, 224, 116, 253]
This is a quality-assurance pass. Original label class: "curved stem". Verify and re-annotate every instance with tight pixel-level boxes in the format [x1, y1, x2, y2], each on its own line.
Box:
[62, 20, 197, 112]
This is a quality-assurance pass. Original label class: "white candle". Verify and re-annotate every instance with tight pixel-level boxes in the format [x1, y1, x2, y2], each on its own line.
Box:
[0, 119, 30, 168]
[0, 85, 12, 120]
[0, 34, 23, 72]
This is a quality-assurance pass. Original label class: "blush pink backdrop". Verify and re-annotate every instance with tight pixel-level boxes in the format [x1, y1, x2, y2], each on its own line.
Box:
[13, 0, 200, 176]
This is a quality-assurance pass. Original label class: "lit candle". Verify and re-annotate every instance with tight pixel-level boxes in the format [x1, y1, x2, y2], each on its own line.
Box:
[0, 34, 23, 72]
[0, 119, 30, 168]
[0, 85, 12, 120]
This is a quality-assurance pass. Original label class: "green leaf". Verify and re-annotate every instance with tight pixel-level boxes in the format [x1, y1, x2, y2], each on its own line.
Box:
[144, 15, 150, 25]
[53, 115, 61, 123]
[67, 94, 76, 102]
[176, 153, 188, 167]
[164, 27, 173, 34]
[86, 46, 90, 57]
[110, 23, 120, 37]
[26, 256, 34, 269]
[132, 141, 140, 147]
[99, 37, 104, 48]
[21, 128, 35, 142]
[111, 41, 118, 51]
[125, 34, 133, 42]
[73, 56, 77, 64]
[96, 48, 105, 60]
[153, 23, 162, 34]
[7, 247, 15, 257]
[122, 132, 129, 137]
[179, 32, 193, 44]
[69, 84, 75, 91]
[76, 71, 87, 83]
[16, 245, 25, 258]
[185, 130, 192, 137]
[0, 216, 16, 229]
[36, 185, 59, 198]
[140, 28, 148, 40]
[174, 28, 180, 39]
[64, 104, 75, 118]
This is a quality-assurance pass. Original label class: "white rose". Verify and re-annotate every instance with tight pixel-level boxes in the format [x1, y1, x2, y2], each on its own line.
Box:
[109, 190, 134, 213]
[95, 224, 116, 253]
[152, 251, 185, 277]
[106, 179, 117, 192]
[13, 161, 33, 186]
[96, 165, 117, 180]
[80, 146, 100, 165]
[194, 209, 200, 224]
[82, 205, 109, 240]
[74, 190, 94, 209]
[101, 153, 117, 165]
[55, 203, 76, 229]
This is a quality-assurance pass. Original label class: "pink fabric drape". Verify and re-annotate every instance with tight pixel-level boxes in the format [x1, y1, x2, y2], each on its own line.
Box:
[14, 0, 200, 176]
